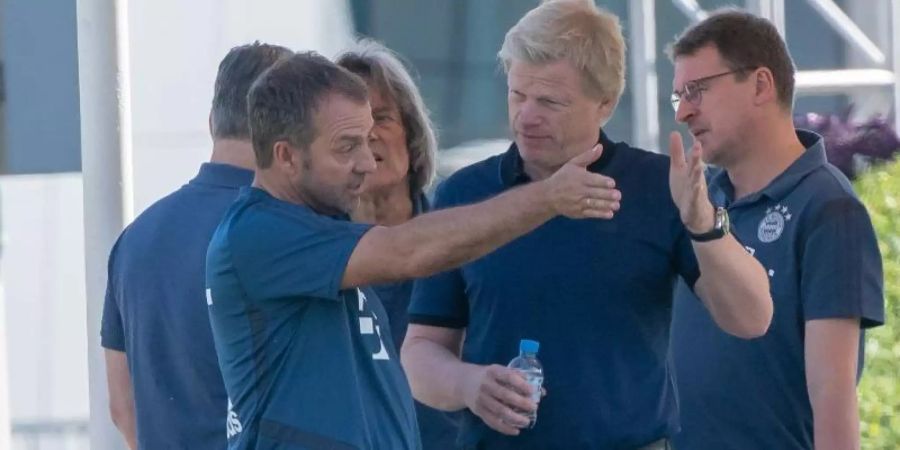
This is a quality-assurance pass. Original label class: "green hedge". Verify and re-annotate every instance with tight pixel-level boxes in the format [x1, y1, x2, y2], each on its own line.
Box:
[856, 157, 900, 449]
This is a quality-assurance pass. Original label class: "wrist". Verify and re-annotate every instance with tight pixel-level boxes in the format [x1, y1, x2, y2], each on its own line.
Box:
[454, 363, 483, 408]
[687, 206, 730, 242]
[684, 203, 715, 234]
[530, 180, 558, 217]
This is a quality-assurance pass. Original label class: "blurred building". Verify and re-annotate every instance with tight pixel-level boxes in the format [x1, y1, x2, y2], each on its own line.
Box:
[0, 1, 896, 449]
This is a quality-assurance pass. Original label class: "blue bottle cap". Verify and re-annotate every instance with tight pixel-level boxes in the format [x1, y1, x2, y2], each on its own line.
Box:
[520, 339, 540, 354]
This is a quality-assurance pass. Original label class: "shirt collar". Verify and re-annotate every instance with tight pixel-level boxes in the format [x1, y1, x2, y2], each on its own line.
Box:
[190, 162, 254, 189]
[498, 129, 618, 186]
[709, 129, 826, 206]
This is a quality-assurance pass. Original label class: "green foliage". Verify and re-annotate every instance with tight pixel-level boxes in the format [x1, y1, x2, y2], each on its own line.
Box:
[855, 157, 900, 449]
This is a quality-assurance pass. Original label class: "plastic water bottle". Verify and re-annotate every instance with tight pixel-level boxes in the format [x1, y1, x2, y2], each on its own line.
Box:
[507, 339, 544, 428]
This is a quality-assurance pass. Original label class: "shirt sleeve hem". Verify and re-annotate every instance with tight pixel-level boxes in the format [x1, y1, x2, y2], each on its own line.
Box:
[408, 314, 467, 329]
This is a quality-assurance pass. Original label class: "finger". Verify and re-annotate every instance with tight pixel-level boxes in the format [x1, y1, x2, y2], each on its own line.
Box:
[499, 370, 537, 399]
[567, 143, 604, 168]
[482, 410, 524, 436]
[669, 131, 687, 170]
[583, 209, 615, 220]
[478, 396, 531, 431]
[582, 198, 620, 213]
[585, 187, 622, 202]
[490, 373, 537, 413]
[584, 173, 617, 189]
[687, 138, 704, 170]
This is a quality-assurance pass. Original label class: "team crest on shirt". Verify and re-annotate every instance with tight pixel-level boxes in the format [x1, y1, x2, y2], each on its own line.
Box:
[758, 204, 792, 243]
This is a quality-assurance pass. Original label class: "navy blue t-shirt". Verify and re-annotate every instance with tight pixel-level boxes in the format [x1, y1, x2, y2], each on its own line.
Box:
[101, 163, 253, 449]
[206, 186, 420, 450]
[671, 130, 884, 450]
[409, 131, 700, 449]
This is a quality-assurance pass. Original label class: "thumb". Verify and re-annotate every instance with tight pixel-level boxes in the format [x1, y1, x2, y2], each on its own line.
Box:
[669, 131, 687, 170]
[568, 144, 603, 168]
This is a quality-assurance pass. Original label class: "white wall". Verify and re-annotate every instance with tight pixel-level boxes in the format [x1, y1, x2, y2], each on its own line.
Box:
[128, 0, 354, 211]
[2, 1, 353, 448]
[1, 174, 89, 421]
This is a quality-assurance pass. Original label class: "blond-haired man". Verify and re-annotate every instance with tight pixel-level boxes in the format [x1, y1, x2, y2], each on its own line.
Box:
[402, 1, 772, 449]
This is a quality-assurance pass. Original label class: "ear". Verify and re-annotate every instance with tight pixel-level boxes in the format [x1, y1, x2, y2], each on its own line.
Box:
[272, 141, 296, 169]
[595, 98, 616, 125]
[753, 67, 777, 106]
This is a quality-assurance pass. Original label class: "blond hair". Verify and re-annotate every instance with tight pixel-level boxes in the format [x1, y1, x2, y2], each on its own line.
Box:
[499, 0, 626, 104]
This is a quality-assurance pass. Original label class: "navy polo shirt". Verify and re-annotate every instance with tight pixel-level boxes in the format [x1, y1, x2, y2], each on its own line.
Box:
[409, 131, 700, 449]
[671, 130, 884, 450]
[206, 187, 420, 450]
[101, 162, 253, 450]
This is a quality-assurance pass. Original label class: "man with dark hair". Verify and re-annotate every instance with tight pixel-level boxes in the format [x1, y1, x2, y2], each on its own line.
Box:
[205, 51, 621, 450]
[100, 42, 292, 450]
[668, 9, 884, 450]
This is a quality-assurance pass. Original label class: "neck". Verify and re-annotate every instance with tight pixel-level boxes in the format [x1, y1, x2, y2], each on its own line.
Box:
[727, 116, 805, 199]
[521, 132, 602, 181]
[369, 180, 414, 226]
[252, 170, 307, 206]
[210, 138, 256, 170]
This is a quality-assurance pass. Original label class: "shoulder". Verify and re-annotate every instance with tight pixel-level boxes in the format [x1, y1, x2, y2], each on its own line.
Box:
[226, 192, 368, 254]
[113, 184, 194, 250]
[611, 142, 671, 176]
[434, 152, 507, 206]
[799, 163, 866, 215]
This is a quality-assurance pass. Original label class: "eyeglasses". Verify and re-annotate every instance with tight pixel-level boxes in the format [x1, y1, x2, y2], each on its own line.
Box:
[670, 68, 753, 112]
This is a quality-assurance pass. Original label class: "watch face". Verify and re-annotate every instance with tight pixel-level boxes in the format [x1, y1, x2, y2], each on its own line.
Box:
[718, 208, 730, 234]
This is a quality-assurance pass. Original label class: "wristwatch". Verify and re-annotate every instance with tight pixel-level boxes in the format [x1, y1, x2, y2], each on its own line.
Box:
[688, 206, 730, 242]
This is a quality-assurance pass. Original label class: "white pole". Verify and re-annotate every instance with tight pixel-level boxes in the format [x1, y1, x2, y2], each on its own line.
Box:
[629, 0, 659, 152]
[0, 283, 10, 450]
[746, 0, 786, 37]
[76, 0, 134, 447]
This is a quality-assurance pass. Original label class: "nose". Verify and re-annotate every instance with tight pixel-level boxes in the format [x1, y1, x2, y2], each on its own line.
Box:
[356, 141, 377, 174]
[516, 101, 543, 128]
[674, 96, 696, 124]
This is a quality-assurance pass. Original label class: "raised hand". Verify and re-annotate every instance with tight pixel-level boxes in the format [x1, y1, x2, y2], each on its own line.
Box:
[544, 144, 621, 219]
[668, 131, 714, 233]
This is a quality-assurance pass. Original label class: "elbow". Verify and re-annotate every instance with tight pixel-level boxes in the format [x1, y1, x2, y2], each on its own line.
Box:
[403, 248, 450, 279]
[108, 400, 130, 432]
[725, 292, 774, 339]
[400, 338, 427, 401]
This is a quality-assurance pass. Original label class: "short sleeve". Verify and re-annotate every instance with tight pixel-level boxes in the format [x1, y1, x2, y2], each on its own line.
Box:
[674, 224, 701, 290]
[408, 268, 469, 329]
[100, 237, 126, 351]
[229, 206, 373, 302]
[801, 197, 884, 328]
[408, 180, 470, 328]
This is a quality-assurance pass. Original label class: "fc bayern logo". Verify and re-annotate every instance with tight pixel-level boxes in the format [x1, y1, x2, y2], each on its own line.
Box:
[758, 204, 792, 243]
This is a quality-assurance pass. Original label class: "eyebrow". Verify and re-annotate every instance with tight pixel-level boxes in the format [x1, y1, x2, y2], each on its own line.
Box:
[334, 134, 365, 145]
[372, 106, 397, 115]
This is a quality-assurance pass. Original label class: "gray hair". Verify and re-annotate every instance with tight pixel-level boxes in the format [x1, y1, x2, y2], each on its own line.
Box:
[498, 0, 626, 104]
[211, 41, 293, 140]
[336, 39, 437, 196]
